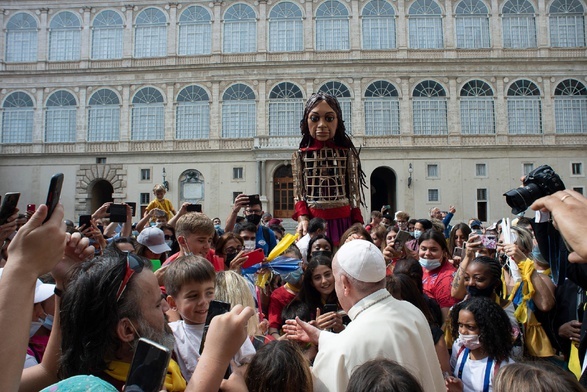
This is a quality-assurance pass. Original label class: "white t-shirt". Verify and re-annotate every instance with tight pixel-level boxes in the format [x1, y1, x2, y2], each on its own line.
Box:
[169, 320, 256, 382]
[451, 340, 514, 392]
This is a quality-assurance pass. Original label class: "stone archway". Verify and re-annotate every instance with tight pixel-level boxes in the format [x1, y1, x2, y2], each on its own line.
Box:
[75, 164, 125, 219]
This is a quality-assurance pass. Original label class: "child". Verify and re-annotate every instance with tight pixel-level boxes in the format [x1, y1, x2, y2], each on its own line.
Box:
[145, 184, 176, 221]
[292, 92, 366, 246]
[446, 296, 514, 392]
[164, 255, 255, 381]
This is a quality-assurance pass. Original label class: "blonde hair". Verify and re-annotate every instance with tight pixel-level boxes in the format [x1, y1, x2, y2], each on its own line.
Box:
[215, 271, 258, 337]
[153, 184, 166, 193]
[175, 212, 215, 238]
[494, 362, 584, 392]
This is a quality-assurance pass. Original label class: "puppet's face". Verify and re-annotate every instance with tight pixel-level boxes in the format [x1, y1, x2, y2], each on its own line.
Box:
[308, 101, 338, 142]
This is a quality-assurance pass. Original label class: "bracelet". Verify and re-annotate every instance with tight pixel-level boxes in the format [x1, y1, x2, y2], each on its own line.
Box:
[54, 287, 63, 297]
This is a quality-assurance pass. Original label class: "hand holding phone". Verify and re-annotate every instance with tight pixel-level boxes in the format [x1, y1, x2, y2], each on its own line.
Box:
[126, 338, 171, 392]
[0, 193, 20, 225]
[323, 304, 338, 314]
[43, 173, 64, 224]
[186, 204, 202, 213]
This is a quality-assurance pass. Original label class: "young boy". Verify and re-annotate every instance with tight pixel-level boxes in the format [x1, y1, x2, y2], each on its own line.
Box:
[164, 256, 256, 381]
[145, 184, 176, 221]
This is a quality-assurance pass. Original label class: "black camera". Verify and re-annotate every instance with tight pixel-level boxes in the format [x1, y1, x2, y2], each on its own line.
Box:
[503, 165, 565, 214]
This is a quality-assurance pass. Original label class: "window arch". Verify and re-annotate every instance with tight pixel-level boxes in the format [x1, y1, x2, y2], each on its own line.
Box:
[502, 0, 537, 48]
[364, 81, 400, 135]
[135, 8, 167, 58]
[455, 0, 490, 48]
[49, 11, 81, 61]
[176, 85, 210, 139]
[178, 6, 212, 55]
[6, 13, 38, 63]
[412, 80, 448, 135]
[268, 82, 304, 136]
[45, 90, 77, 143]
[409, 0, 444, 49]
[362, 0, 397, 49]
[88, 89, 120, 142]
[316, 0, 350, 50]
[507, 80, 542, 134]
[554, 79, 587, 134]
[549, 0, 585, 47]
[223, 4, 257, 53]
[269, 2, 304, 52]
[1, 92, 34, 144]
[91, 10, 124, 60]
[318, 81, 353, 133]
[131, 87, 165, 140]
[222, 84, 256, 138]
[460, 80, 495, 134]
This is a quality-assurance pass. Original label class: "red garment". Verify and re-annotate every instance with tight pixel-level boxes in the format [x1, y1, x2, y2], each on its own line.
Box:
[422, 261, 458, 309]
[268, 286, 297, 330]
[162, 249, 222, 271]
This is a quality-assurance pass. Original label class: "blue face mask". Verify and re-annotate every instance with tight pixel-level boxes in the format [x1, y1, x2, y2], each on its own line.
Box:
[42, 314, 54, 331]
[413, 230, 422, 239]
[532, 245, 548, 265]
[419, 257, 441, 271]
[282, 268, 303, 285]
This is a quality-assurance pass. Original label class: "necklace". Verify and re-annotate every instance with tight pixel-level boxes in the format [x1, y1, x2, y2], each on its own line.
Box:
[353, 293, 392, 319]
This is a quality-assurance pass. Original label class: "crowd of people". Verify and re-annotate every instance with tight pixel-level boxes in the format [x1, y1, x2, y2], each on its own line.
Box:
[1, 185, 587, 392]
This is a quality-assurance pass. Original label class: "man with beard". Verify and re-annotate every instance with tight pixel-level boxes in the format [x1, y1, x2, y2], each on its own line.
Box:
[57, 250, 186, 391]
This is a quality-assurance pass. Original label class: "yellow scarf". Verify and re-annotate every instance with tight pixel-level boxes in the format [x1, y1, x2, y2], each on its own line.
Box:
[104, 359, 187, 391]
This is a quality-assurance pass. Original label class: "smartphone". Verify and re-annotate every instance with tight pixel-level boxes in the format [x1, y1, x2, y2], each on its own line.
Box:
[0, 192, 20, 225]
[199, 300, 232, 354]
[453, 247, 464, 258]
[125, 202, 136, 217]
[27, 204, 36, 214]
[186, 204, 202, 213]
[242, 248, 265, 268]
[480, 234, 497, 249]
[247, 194, 260, 206]
[126, 337, 171, 392]
[108, 204, 127, 223]
[79, 214, 92, 229]
[394, 230, 411, 250]
[323, 304, 338, 313]
[43, 173, 64, 224]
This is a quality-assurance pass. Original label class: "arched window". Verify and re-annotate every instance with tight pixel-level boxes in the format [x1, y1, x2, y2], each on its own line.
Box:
[222, 84, 256, 138]
[91, 10, 124, 60]
[455, 0, 490, 48]
[316, 1, 350, 50]
[6, 13, 38, 63]
[1, 92, 34, 144]
[45, 90, 77, 143]
[502, 0, 537, 48]
[549, 0, 585, 47]
[135, 8, 167, 58]
[131, 87, 165, 140]
[223, 4, 257, 53]
[268, 82, 304, 136]
[408, 0, 444, 49]
[178, 6, 212, 55]
[49, 11, 81, 61]
[362, 0, 396, 49]
[507, 80, 542, 134]
[88, 89, 120, 142]
[364, 81, 400, 135]
[554, 79, 587, 134]
[412, 80, 448, 135]
[460, 80, 495, 134]
[269, 2, 304, 52]
[318, 81, 353, 134]
[176, 85, 210, 139]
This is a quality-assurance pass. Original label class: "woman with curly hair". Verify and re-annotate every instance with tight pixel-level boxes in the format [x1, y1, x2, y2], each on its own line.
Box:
[446, 296, 514, 392]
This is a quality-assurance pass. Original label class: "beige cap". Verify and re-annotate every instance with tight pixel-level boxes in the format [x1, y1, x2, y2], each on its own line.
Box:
[336, 239, 386, 282]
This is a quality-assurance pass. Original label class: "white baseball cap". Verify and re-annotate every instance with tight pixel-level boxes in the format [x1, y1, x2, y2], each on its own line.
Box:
[137, 227, 171, 255]
[335, 239, 386, 283]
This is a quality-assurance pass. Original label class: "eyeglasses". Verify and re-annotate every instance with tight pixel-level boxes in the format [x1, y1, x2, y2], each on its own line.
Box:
[116, 252, 145, 302]
[224, 245, 243, 255]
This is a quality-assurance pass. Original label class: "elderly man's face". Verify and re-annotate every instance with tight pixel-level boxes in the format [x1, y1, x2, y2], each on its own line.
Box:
[332, 258, 351, 313]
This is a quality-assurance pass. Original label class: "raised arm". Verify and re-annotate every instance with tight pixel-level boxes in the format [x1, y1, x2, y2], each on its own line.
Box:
[224, 194, 249, 233]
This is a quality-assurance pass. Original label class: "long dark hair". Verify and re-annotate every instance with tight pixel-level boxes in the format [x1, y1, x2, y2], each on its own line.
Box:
[296, 255, 337, 314]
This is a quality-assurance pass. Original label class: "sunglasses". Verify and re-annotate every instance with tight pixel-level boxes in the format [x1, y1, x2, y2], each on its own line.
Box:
[225, 245, 243, 254]
[116, 252, 145, 302]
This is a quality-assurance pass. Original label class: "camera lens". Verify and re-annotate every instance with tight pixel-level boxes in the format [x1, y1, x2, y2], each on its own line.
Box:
[503, 183, 543, 215]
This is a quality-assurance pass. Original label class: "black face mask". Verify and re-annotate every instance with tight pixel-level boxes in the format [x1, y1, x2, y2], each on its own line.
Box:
[225, 252, 237, 268]
[466, 285, 495, 298]
[311, 250, 333, 260]
[246, 214, 262, 226]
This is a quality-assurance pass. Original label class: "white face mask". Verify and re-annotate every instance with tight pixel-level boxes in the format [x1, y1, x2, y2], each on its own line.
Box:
[42, 314, 54, 331]
[419, 257, 442, 271]
[459, 333, 482, 350]
[30, 318, 44, 337]
[413, 230, 422, 239]
[244, 240, 256, 251]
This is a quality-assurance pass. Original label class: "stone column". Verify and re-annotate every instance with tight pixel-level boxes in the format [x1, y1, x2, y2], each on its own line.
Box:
[541, 78, 555, 135]
[495, 78, 508, 142]
[165, 84, 175, 141]
[34, 88, 45, 144]
[397, 0, 408, 50]
[120, 85, 131, 142]
[210, 81, 221, 139]
[400, 78, 412, 137]
[489, 0, 503, 50]
[443, 0, 455, 49]
[256, 80, 267, 136]
[447, 78, 460, 135]
[38, 8, 50, 63]
[77, 87, 87, 143]
[304, 1, 314, 51]
[536, 0, 548, 48]
[349, 1, 360, 50]
[81, 7, 92, 61]
[0, 10, 5, 63]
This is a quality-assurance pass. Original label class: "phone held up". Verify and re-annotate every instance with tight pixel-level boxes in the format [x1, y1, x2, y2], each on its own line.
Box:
[199, 300, 232, 378]
[186, 204, 202, 213]
[0, 192, 20, 225]
[125, 337, 171, 392]
[43, 173, 64, 223]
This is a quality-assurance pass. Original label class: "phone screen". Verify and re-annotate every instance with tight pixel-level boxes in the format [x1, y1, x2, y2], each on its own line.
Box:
[247, 194, 260, 206]
[125, 202, 137, 217]
[43, 173, 64, 223]
[126, 338, 171, 392]
[323, 304, 338, 313]
[394, 230, 411, 249]
[186, 204, 202, 213]
[79, 214, 92, 228]
[199, 300, 231, 354]
[109, 204, 127, 223]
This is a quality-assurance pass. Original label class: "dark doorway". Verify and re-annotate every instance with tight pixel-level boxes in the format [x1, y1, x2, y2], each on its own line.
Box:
[90, 180, 114, 214]
[273, 165, 294, 218]
[370, 167, 397, 215]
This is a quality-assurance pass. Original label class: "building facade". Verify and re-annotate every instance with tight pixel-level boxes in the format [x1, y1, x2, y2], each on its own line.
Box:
[0, 0, 586, 225]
